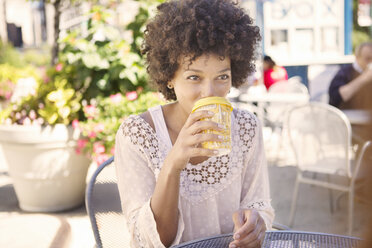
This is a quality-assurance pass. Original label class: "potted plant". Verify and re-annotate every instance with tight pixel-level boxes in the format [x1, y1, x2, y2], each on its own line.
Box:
[0, 68, 90, 212]
[0, 1, 162, 212]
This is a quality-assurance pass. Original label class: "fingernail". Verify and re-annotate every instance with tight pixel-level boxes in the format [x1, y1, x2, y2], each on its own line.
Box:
[230, 245, 236, 248]
[208, 111, 214, 115]
[218, 135, 223, 140]
[218, 123, 224, 129]
[213, 150, 219, 155]
[234, 234, 240, 239]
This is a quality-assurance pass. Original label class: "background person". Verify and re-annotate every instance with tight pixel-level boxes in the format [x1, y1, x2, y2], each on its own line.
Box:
[114, 0, 274, 247]
[329, 42, 372, 213]
[262, 55, 288, 90]
[328, 42, 372, 110]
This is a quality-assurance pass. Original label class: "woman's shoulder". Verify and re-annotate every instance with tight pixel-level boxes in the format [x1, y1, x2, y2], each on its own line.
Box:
[233, 108, 259, 126]
[233, 108, 260, 141]
[117, 112, 156, 142]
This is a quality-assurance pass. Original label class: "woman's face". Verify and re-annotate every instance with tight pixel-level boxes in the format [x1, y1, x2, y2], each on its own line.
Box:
[169, 53, 232, 114]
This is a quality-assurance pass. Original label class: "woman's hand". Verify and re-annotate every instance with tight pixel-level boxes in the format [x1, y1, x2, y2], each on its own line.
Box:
[165, 110, 224, 172]
[229, 209, 266, 248]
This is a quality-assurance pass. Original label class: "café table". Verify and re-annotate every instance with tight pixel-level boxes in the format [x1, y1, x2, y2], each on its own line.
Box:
[342, 109, 372, 126]
[262, 230, 361, 248]
[342, 109, 372, 144]
[239, 92, 310, 104]
[172, 230, 361, 248]
[238, 92, 310, 125]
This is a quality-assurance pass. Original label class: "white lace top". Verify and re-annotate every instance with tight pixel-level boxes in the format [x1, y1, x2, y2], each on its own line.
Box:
[115, 105, 274, 248]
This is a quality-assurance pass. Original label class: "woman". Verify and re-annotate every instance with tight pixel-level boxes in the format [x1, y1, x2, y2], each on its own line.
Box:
[263, 55, 288, 90]
[115, 1, 274, 247]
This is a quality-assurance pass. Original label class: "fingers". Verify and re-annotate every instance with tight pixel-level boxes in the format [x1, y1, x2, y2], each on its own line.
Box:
[232, 210, 245, 232]
[229, 210, 266, 248]
[188, 119, 224, 135]
[236, 218, 265, 247]
[229, 223, 265, 248]
[184, 110, 215, 128]
[234, 210, 257, 239]
[189, 132, 223, 145]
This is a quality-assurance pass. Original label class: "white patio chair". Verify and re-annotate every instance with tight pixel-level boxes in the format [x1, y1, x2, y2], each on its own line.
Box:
[286, 102, 369, 235]
[265, 80, 309, 163]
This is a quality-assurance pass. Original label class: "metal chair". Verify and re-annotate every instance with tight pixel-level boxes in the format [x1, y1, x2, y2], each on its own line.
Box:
[266, 80, 310, 163]
[85, 156, 129, 248]
[262, 230, 361, 248]
[286, 102, 369, 235]
[172, 233, 234, 248]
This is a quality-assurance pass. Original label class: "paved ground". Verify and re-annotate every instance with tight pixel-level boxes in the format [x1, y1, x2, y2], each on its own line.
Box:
[0, 128, 370, 247]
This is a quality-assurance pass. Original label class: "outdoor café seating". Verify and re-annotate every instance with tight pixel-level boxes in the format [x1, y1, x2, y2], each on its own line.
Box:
[86, 154, 365, 248]
[285, 102, 372, 235]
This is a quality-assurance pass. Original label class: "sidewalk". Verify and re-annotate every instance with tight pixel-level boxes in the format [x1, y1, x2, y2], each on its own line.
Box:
[0, 129, 370, 247]
[0, 164, 95, 248]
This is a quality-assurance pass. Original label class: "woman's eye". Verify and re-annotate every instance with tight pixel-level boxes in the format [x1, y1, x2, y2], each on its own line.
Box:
[187, 75, 199, 81]
[218, 74, 230, 80]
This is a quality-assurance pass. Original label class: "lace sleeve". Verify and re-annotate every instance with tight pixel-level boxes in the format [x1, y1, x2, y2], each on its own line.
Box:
[115, 117, 184, 247]
[239, 112, 275, 230]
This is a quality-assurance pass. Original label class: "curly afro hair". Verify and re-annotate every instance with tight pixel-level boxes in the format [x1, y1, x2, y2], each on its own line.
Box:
[142, 0, 261, 100]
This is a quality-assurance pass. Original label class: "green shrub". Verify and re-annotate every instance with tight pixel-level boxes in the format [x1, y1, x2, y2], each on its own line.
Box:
[77, 91, 165, 164]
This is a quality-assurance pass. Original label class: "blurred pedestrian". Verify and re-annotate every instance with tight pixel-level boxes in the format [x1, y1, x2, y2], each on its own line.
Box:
[262, 55, 288, 90]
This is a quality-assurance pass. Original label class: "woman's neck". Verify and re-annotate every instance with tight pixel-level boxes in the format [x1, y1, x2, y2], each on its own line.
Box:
[162, 102, 188, 138]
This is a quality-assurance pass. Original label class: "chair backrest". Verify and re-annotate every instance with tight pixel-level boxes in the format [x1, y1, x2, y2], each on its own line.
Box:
[262, 230, 361, 248]
[286, 102, 352, 177]
[269, 80, 309, 95]
[172, 233, 233, 248]
[85, 156, 129, 248]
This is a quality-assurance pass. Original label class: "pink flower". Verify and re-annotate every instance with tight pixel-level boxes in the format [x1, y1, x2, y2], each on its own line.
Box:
[55, 63, 63, 72]
[88, 131, 97, 138]
[5, 92, 12, 100]
[84, 105, 97, 118]
[95, 154, 109, 166]
[93, 142, 105, 154]
[93, 123, 105, 133]
[126, 91, 138, 101]
[72, 119, 79, 129]
[110, 93, 122, 104]
[77, 139, 88, 149]
[29, 110, 37, 120]
[75, 147, 81, 155]
[43, 75, 50, 84]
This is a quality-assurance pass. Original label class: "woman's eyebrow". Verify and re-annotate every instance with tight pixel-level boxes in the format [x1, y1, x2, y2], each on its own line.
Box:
[184, 68, 231, 73]
[218, 68, 231, 73]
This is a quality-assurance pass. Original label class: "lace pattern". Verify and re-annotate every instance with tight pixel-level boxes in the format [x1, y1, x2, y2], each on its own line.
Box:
[120, 109, 258, 204]
[244, 199, 272, 211]
[121, 116, 163, 178]
[127, 213, 145, 248]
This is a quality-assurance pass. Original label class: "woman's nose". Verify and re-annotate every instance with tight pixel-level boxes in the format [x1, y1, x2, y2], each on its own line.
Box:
[201, 80, 216, 98]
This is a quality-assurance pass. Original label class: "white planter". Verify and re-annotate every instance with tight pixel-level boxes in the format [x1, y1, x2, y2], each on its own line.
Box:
[0, 124, 90, 212]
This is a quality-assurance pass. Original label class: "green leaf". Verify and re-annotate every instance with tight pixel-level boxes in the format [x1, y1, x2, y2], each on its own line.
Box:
[97, 79, 108, 89]
[82, 53, 101, 68]
[47, 90, 63, 102]
[64, 89, 75, 101]
[59, 106, 71, 119]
